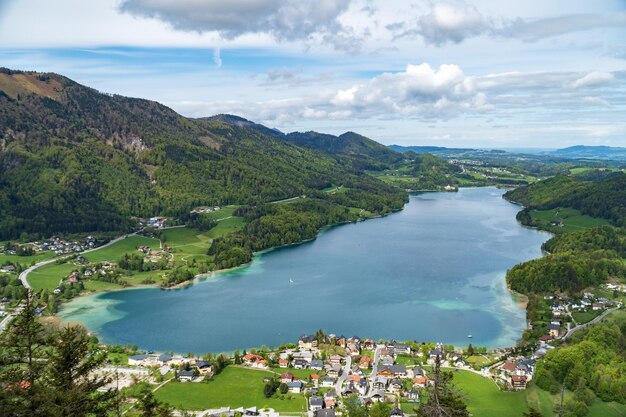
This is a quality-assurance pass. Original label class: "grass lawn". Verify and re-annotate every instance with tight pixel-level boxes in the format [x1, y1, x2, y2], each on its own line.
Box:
[530, 208, 610, 233]
[155, 366, 307, 412]
[83, 280, 124, 292]
[202, 205, 241, 221]
[465, 355, 492, 368]
[28, 262, 77, 291]
[572, 309, 603, 325]
[396, 355, 420, 366]
[204, 217, 245, 240]
[269, 367, 323, 380]
[84, 235, 159, 263]
[0, 251, 55, 267]
[450, 369, 528, 417]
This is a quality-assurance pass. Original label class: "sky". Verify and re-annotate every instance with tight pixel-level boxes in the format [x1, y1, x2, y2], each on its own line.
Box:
[1, 0, 625, 148]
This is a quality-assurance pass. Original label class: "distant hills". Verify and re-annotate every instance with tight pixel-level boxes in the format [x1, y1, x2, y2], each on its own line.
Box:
[547, 145, 626, 160]
[391, 144, 626, 161]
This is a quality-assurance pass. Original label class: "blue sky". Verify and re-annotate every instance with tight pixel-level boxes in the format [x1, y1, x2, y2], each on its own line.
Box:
[1, 0, 625, 148]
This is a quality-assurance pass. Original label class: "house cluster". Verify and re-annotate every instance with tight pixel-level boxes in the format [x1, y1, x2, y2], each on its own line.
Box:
[496, 357, 536, 390]
[571, 292, 616, 312]
[244, 334, 448, 413]
[137, 246, 164, 263]
[142, 217, 167, 229]
[35, 236, 98, 255]
[604, 282, 626, 294]
[127, 353, 213, 381]
[191, 206, 221, 214]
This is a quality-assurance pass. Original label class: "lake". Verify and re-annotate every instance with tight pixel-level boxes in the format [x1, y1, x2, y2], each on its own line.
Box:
[59, 187, 550, 353]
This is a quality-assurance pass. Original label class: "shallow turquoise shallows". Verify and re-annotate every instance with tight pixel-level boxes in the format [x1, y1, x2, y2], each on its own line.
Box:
[59, 187, 550, 353]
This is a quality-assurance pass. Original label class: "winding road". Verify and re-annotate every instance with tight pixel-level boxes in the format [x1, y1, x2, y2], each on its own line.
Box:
[562, 306, 621, 339]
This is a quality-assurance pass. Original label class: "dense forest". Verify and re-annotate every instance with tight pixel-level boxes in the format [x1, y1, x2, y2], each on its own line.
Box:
[534, 313, 626, 406]
[208, 195, 405, 269]
[0, 68, 406, 240]
[505, 174, 626, 226]
[507, 226, 626, 294]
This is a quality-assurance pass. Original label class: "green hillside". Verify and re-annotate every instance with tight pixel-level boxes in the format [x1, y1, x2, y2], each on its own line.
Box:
[0, 68, 406, 240]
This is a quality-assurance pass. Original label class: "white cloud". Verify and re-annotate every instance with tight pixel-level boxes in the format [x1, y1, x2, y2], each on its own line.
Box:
[394, 2, 626, 46]
[119, 0, 365, 52]
[570, 71, 614, 89]
[582, 96, 610, 107]
[415, 2, 490, 45]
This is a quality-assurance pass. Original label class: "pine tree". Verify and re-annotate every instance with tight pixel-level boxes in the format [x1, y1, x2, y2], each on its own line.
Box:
[0, 291, 51, 416]
[417, 355, 469, 417]
[45, 325, 115, 416]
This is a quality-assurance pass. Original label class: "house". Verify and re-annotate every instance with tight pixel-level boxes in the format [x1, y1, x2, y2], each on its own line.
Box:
[255, 359, 268, 369]
[356, 379, 368, 395]
[128, 354, 150, 366]
[294, 359, 309, 369]
[379, 348, 395, 363]
[388, 379, 403, 393]
[177, 370, 195, 382]
[157, 354, 172, 365]
[322, 377, 335, 388]
[390, 342, 411, 355]
[511, 375, 527, 390]
[547, 323, 560, 338]
[373, 376, 388, 390]
[196, 360, 213, 375]
[346, 343, 360, 356]
[329, 355, 342, 365]
[280, 372, 294, 383]
[390, 407, 404, 417]
[337, 336, 347, 348]
[500, 361, 516, 376]
[406, 389, 419, 401]
[363, 339, 376, 350]
[327, 364, 342, 378]
[287, 381, 304, 394]
[243, 354, 264, 366]
[299, 335, 318, 349]
[370, 390, 385, 402]
[413, 376, 429, 387]
[378, 365, 407, 378]
[279, 359, 289, 368]
[316, 409, 336, 417]
[311, 360, 324, 370]
[359, 356, 373, 369]
[311, 374, 320, 387]
[309, 397, 324, 412]
[293, 351, 313, 363]
[0, 265, 16, 273]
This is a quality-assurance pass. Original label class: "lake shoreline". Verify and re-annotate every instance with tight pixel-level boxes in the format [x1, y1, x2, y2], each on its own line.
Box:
[57, 187, 549, 353]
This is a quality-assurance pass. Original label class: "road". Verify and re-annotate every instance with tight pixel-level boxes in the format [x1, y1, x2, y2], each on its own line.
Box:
[562, 306, 621, 339]
[18, 232, 137, 290]
[335, 354, 352, 397]
[0, 302, 24, 332]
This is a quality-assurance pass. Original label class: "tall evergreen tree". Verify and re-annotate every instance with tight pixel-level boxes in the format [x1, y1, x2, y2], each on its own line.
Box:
[45, 325, 115, 417]
[417, 356, 469, 417]
[0, 291, 51, 417]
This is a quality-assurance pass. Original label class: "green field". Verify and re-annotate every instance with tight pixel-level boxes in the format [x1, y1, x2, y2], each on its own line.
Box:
[451, 369, 626, 417]
[161, 218, 245, 264]
[155, 366, 307, 412]
[451, 369, 528, 417]
[202, 205, 240, 220]
[529, 208, 610, 233]
[0, 251, 55, 268]
[28, 262, 77, 291]
[572, 309, 603, 325]
[84, 235, 160, 263]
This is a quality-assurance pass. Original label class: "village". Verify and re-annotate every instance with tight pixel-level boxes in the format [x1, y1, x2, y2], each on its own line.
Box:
[98, 330, 557, 417]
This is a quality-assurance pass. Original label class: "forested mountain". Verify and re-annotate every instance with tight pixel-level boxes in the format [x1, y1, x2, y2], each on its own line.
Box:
[280, 131, 404, 170]
[505, 174, 626, 226]
[0, 68, 406, 240]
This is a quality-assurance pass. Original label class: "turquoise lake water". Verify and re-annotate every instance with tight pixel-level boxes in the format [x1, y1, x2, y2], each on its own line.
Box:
[59, 187, 550, 353]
